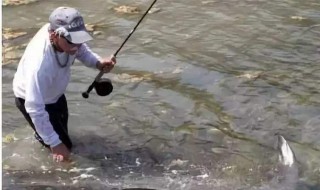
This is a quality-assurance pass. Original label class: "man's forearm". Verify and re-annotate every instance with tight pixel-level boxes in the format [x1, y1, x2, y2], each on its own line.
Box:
[26, 104, 61, 147]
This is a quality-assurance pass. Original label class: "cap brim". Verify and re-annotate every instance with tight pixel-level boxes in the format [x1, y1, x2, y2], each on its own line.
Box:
[67, 30, 93, 44]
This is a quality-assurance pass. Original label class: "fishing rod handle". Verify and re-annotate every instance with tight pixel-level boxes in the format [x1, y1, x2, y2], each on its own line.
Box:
[82, 82, 95, 98]
[82, 70, 105, 98]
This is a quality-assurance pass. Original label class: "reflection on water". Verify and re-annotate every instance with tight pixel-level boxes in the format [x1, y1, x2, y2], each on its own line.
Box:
[2, 0, 320, 189]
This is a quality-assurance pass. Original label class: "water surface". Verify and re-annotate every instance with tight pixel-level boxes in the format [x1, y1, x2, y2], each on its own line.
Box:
[2, 0, 320, 189]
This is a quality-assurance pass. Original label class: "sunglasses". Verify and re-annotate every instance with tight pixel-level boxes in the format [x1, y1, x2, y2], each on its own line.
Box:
[64, 38, 76, 45]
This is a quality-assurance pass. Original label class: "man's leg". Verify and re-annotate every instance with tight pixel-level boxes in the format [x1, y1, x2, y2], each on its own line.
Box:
[45, 95, 72, 150]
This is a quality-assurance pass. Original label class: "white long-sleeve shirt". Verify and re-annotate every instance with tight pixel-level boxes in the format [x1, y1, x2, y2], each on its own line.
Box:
[13, 23, 101, 147]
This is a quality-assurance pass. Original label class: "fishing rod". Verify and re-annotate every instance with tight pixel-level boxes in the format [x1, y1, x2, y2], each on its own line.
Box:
[82, 0, 158, 99]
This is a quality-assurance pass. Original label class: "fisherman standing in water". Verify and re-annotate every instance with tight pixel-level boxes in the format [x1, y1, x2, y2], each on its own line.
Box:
[13, 7, 116, 162]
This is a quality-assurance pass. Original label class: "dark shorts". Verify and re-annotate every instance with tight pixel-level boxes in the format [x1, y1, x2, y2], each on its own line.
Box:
[15, 95, 72, 150]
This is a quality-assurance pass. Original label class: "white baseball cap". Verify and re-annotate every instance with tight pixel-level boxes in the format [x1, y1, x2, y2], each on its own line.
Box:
[49, 7, 93, 44]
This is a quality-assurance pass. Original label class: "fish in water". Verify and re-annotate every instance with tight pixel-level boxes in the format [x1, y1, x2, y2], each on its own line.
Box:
[277, 135, 297, 168]
[265, 135, 299, 190]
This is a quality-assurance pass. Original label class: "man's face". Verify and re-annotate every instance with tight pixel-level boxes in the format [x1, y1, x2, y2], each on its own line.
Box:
[57, 36, 82, 55]
[50, 32, 81, 55]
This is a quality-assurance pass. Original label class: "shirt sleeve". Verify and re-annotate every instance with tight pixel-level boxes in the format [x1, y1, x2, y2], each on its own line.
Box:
[25, 65, 61, 147]
[76, 43, 101, 68]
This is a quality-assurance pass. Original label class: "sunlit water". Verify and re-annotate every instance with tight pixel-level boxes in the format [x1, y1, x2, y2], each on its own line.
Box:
[2, 0, 320, 189]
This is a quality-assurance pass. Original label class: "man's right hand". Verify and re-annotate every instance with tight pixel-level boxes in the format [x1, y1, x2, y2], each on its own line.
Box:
[96, 55, 116, 73]
[51, 143, 70, 162]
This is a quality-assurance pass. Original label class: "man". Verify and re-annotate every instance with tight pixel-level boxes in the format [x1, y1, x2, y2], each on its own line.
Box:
[12, 7, 116, 162]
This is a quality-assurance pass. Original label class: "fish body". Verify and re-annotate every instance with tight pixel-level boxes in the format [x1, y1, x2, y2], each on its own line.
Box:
[270, 135, 299, 190]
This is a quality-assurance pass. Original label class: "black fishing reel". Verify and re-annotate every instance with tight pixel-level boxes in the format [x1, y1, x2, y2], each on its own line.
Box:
[94, 78, 113, 96]
[82, 78, 113, 98]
